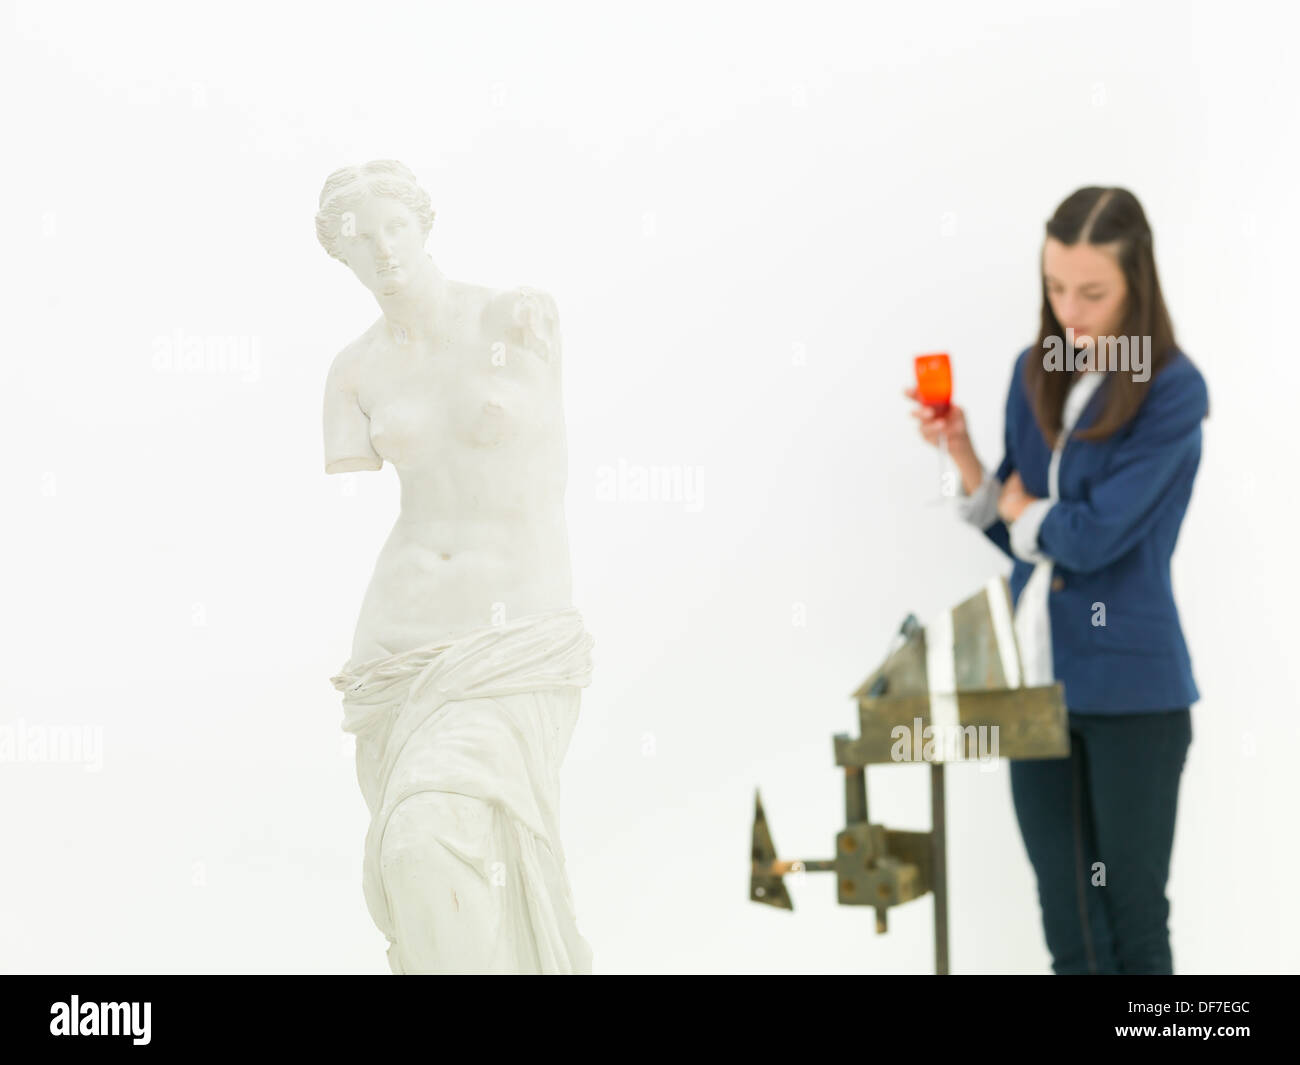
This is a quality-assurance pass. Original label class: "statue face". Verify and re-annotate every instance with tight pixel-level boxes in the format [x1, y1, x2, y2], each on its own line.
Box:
[336, 197, 427, 297]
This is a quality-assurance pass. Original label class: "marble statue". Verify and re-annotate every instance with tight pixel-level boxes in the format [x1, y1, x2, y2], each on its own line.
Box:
[316, 160, 594, 974]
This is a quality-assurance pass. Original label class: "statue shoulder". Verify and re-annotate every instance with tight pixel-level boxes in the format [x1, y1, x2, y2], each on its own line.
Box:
[481, 284, 561, 365]
[326, 321, 385, 389]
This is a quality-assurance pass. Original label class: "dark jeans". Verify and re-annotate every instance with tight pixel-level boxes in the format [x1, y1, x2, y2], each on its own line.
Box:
[1009, 707, 1192, 974]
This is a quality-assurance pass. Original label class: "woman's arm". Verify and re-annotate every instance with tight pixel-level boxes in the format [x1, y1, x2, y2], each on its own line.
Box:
[907, 376, 1018, 563]
[1017, 360, 1208, 573]
[953, 349, 1028, 562]
[959, 434, 1018, 562]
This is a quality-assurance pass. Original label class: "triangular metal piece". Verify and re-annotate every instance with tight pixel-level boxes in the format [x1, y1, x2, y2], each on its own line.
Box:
[750, 790, 793, 910]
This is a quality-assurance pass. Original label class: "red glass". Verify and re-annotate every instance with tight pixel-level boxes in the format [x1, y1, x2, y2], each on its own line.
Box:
[914, 352, 952, 416]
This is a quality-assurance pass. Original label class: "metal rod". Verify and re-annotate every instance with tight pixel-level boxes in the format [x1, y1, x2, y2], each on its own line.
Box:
[930, 762, 949, 975]
[752, 859, 836, 875]
[845, 764, 868, 824]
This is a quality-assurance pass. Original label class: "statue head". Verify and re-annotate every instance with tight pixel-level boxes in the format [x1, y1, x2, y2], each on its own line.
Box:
[315, 160, 436, 297]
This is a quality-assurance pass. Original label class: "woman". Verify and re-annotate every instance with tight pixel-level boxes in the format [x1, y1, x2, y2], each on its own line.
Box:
[316, 160, 594, 974]
[906, 186, 1209, 974]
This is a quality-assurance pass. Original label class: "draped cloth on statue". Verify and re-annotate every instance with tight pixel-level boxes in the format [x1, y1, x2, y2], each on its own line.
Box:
[329, 607, 594, 974]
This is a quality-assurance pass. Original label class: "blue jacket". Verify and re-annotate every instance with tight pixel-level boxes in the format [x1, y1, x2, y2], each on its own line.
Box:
[979, 345, 1208, 713]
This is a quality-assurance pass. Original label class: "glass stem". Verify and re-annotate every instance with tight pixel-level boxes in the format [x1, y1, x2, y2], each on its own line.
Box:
[938, 428, 948, 496]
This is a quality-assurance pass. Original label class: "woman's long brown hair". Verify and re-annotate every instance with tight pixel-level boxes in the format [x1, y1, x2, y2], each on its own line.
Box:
[1026, 186, 1183, 443]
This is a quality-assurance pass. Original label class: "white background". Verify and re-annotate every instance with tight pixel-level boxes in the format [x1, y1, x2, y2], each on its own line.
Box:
[2, 0, 1296, 974]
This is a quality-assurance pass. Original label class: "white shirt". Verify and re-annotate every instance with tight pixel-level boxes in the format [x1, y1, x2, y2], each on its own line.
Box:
[954, 370, 1105, 686]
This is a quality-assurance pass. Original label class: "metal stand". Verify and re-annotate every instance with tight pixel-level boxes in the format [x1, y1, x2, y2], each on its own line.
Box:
[750, 585, 1069, 975]
[931, 763, 948, 975]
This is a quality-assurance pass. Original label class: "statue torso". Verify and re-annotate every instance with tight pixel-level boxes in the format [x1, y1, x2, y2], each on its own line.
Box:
[342, 280, 574, 663]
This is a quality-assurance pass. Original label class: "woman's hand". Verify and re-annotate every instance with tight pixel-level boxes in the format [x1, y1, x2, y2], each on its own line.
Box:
[904, 386, 983, 494]
[904, 386, 971, 452]
[997, 471, 1038, 523]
